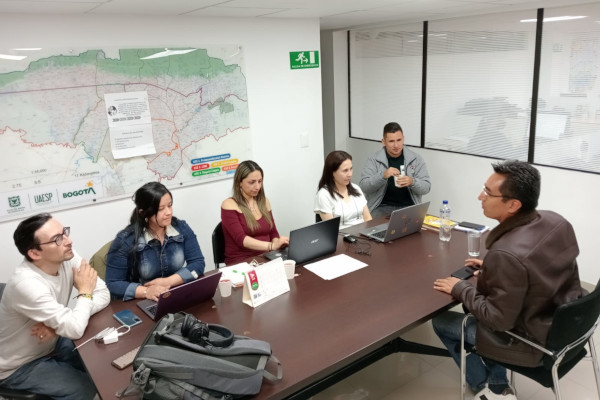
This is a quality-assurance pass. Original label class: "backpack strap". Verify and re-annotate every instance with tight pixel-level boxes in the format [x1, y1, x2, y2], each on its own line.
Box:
[263, 354, 283, 383]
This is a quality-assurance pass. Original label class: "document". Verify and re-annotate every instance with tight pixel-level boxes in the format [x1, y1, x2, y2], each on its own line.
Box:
[104, 91, 156, 159]
[304, 254, 368, 280]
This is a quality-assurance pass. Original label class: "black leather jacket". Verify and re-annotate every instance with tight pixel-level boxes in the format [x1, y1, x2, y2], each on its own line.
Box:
[452, 210, 583, 367]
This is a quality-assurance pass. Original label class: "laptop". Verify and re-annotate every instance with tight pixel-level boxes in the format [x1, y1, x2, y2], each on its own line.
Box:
[137, 270, 222, 320]
[359, 202, 430, 243]
[264, 216, 341, 264]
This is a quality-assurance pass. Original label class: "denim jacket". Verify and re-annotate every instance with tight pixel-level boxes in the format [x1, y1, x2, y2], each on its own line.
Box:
[105, 218, 205, 300]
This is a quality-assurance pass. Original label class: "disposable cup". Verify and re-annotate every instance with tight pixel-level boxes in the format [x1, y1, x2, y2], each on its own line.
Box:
[219, 279, 232, 297]
[283, 260, 296, 280]
[467, 230, 481, 257]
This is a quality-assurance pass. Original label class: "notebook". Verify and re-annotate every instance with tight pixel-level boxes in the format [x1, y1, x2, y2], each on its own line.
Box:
[137, 270, 222, 320]
[263, 216, 341, 265]
[359, 202, 430, 243]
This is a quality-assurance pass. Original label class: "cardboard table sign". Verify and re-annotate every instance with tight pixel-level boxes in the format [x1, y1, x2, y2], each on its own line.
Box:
[242, 257, 290, 308]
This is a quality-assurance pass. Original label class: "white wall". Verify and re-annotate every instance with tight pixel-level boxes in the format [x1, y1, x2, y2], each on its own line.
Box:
[324, 29, 600, 285]
[0, 14, 324, 281]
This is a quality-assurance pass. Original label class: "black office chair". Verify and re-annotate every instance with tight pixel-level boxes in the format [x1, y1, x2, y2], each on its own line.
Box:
[460, 279, 600, 400]
[315, 213, 322, 223]
[0, 283, 51, 400]
[212, 222, 226, 268]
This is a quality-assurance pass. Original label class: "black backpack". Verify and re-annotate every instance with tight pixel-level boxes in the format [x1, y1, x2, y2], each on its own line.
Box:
[117, 312, 282, 399]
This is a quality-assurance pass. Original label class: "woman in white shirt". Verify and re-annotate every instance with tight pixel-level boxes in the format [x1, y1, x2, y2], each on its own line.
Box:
[314, 151, 372, 229]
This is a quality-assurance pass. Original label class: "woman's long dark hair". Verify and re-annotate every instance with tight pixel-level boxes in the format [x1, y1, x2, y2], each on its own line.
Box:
[318, 151, 360, 199]
[128, 182, 173, 275]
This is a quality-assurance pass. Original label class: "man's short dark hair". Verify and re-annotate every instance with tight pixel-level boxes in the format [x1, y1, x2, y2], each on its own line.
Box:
[383, 122, 403, 138]
[492, 160, 540, 213]
[14, 213, 52, 261]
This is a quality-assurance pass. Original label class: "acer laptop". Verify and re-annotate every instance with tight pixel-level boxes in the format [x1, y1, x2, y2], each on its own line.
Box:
[264, 216, 340, 264]
[359, 202, 430, 243]
[137, 270, 222, 321]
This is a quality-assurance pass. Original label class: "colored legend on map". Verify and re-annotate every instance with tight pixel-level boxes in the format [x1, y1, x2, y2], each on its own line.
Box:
[191, 163, 210, 171]
[193, 168, 220, 177]
[222, 164, 239, 172]
[212, 159, 238, 168]
[191, 154, 230, 164]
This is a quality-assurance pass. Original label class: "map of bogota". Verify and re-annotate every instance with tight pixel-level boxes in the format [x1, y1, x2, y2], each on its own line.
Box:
[0, 46, 250, 220]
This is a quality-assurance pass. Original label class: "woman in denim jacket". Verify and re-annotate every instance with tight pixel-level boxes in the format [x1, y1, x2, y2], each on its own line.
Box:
[105, 182, 205, 301]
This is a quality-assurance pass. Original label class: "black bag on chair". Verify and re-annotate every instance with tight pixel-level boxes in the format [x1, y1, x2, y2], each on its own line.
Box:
[117, 312, 282, 400]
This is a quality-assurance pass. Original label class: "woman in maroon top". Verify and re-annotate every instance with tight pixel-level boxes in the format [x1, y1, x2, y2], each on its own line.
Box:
[221, 160, 289, 265]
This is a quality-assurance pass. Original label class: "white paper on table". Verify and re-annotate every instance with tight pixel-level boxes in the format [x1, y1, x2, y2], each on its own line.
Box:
[219, 263, 254, 287]
[304, 254, 368, 280]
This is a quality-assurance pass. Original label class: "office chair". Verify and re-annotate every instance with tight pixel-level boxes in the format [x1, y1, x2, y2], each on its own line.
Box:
[212, 222, 226, 268]
[315, 213, 322, 223]
[460, 279, 600, 400]
[89, 240, 113, 280]
[0, 283, 51, 400]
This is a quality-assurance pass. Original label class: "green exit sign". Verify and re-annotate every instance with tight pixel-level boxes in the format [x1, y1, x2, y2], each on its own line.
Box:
[290, 51, 319, 69]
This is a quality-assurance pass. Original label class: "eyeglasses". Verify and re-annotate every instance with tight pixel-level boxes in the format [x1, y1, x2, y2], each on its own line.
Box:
[38, 227, 71, 246]
[481, 186, 506, 199]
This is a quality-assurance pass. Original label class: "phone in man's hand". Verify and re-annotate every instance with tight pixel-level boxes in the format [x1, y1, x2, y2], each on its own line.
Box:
[451, 266, 477, 280]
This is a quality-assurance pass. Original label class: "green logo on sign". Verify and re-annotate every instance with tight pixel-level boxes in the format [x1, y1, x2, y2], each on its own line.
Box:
[290, 51, 319, 69]
[8, 196, 21, 207]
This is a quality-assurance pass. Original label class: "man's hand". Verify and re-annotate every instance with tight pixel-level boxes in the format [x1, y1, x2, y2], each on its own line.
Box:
[433, 277, 461, 294]
[31, 322, 56, 344]
[73, 258, 97, 295]
[383, 167, 401, 180]
[395, 175, 413, 187]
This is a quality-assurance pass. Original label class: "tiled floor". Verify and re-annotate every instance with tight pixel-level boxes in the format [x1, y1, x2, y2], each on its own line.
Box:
[310, 318, 600, 400]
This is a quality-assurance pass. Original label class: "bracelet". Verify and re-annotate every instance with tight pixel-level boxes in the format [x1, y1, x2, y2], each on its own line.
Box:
[74, 293, 93, 300]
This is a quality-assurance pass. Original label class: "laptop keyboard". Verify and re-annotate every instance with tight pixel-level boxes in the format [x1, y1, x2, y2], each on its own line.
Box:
[146, 303, 157, 317]
[371, 230, 387, 239]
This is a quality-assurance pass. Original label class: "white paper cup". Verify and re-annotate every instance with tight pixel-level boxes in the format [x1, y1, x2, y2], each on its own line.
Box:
[219, 279, 232, 297]
[467, 230, 482, 257]
[394, 175, 402, 188]
[283, 260, 296, 279]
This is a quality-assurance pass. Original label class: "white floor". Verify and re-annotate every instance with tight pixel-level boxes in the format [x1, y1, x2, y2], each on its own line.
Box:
[309, 319, 600, 400]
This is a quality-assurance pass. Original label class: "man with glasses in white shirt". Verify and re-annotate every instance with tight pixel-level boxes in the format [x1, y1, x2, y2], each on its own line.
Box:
[0, 213, 110, 399]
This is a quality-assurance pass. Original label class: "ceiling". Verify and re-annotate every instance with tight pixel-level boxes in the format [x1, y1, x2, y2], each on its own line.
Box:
[0, 0, 594, 30]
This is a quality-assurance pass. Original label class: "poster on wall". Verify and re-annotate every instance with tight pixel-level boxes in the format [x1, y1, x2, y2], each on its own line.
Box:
[0, 46, 251, 221]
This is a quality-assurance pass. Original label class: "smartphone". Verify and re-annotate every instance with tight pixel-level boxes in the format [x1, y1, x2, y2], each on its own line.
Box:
[451, 266, 477, 280]
[113, 309, 142, 327]
[459, 221, 486, 231]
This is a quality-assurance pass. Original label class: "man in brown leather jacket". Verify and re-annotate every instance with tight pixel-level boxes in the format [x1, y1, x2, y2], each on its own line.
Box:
[432, 160, 582, 400]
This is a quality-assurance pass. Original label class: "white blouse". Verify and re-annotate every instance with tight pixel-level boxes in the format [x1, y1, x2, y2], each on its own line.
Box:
[314, 183, 368, 229]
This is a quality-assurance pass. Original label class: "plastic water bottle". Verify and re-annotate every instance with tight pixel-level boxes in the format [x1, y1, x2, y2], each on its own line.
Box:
[439, 200, 452, 242]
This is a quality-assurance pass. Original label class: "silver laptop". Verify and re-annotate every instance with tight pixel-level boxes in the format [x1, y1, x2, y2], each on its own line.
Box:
[264, 217, 341, 264]
[137, 270, 222, 320]
[359, 202, 430, 243]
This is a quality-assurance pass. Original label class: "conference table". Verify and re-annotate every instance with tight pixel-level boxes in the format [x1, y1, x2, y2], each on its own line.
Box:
[75, 219, 480, 399]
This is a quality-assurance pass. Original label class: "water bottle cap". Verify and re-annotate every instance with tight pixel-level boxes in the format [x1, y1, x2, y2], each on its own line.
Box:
[442, 200, 448, 204]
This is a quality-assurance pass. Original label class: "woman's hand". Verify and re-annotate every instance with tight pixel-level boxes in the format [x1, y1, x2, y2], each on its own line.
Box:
[272, 236, 289, 250]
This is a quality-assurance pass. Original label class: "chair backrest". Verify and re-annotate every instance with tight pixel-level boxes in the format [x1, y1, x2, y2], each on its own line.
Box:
[315, 213, 322, 223]
[212, 222, 226, 268]
[543, 278, 600, 366]
[89, 240, 113, 280]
